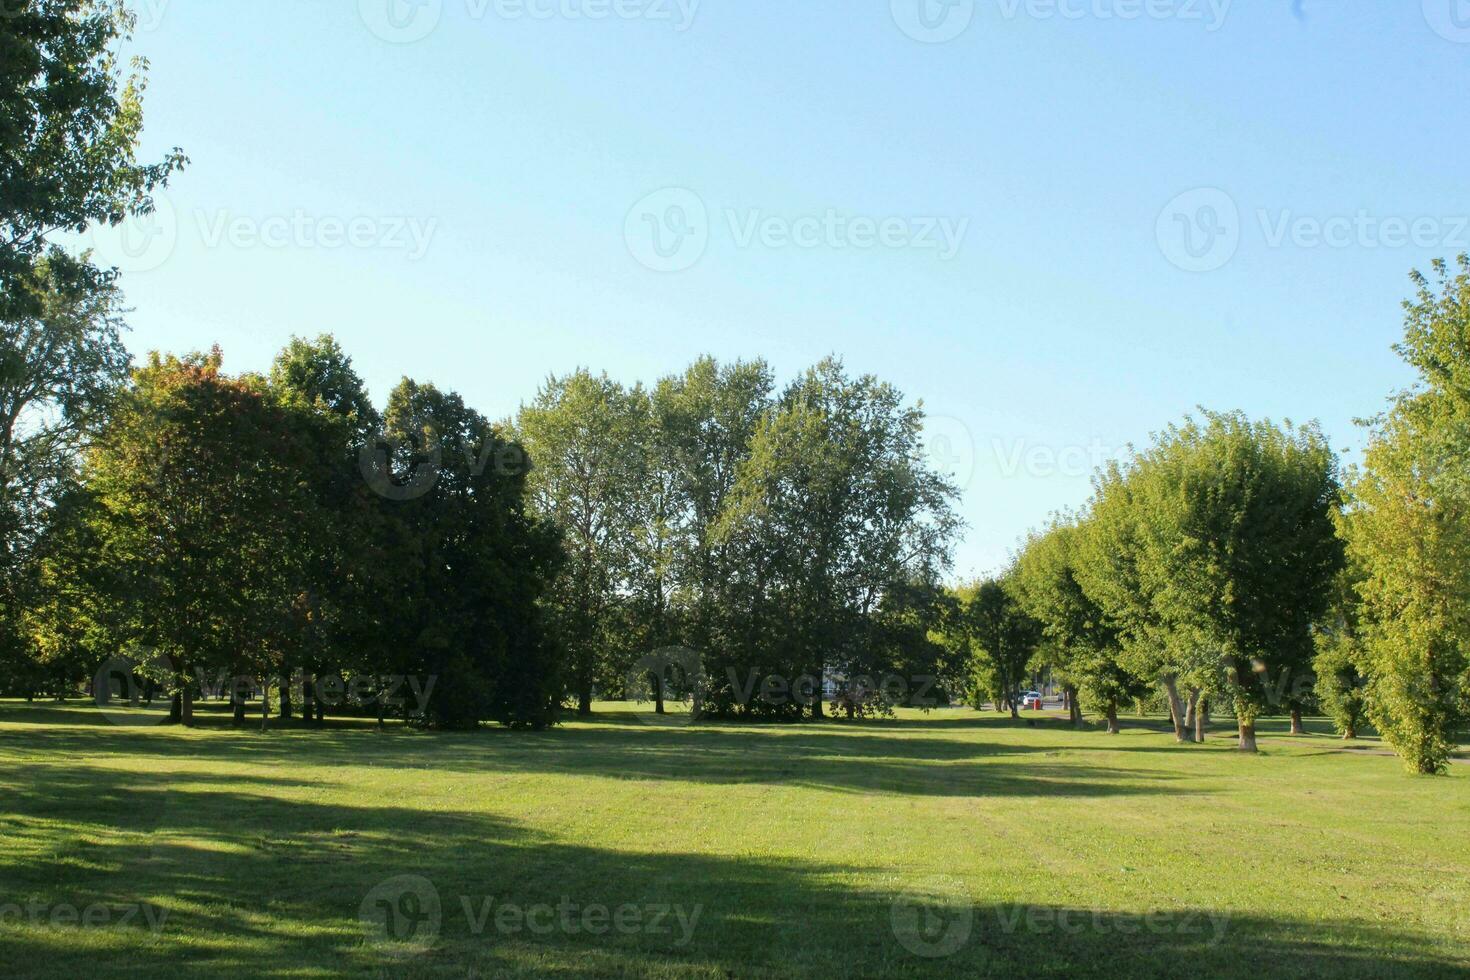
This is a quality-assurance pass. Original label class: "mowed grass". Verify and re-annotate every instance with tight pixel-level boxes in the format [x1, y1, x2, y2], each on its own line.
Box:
[1, 701, 1468, 978]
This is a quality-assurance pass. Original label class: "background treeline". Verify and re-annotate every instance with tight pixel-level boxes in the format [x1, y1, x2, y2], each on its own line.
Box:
[516, 357, 963, 719]
[944, 257, 1470, 774]
[12, 338, 563, 728]
[1, 320, 967, 727]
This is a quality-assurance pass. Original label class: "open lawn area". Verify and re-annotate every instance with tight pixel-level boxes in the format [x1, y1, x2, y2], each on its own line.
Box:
[1, 702, 1468, 978]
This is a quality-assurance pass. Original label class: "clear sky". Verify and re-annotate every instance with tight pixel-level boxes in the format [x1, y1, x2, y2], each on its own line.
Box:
[87, 0, 1469, 579]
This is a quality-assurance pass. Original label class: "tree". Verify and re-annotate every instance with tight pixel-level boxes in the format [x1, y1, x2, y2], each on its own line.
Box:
[646, 356, 774, 709]
[516, 370, 646, 715]
[716, 358, 959, 719]
[372, 377, 562, 729]
[0, 265, 129, 684]
[266, 335, 379, 722]
[34, 350, 312, 724]
[1077, 411, 1343, 751]
[943, 577, 1039, 719]
[1, 0, 185, 317]
[1313, 566, 1370, 741]
[1012, 517, 1144, 733]
[1344, 256, 1470, 774]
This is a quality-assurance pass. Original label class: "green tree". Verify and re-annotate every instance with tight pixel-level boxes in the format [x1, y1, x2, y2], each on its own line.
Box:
[1313, 565, 1370, 741]
[0, 266, 129, 686]
[516, 370, 646, 715]
[1078, 412, 1343, 750]
[1344, 256, 1470, 773]
[647, 356, 773, 703]
[374, 378, 562, 729]
[266, 335, 379, 722]
[1012, 516, 1144, 733]
[717, 358, 959, 719]
[34, 349, 311, 724]
[1, 0, 185, 316]
[943, 577, 1039, 720]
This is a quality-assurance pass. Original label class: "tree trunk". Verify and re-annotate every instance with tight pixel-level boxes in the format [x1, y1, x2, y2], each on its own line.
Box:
[260, 679, 270, 732]
[1238, 720, 1258, 753]
[301, 673, 315, 724]
[169, 691, 182, 723]
[1105, 700, 1120, 735]
[1066, 685, 1082, 728]
[578, 686, 592, 717]
[1161, 677, 1190, 743]
[279, 669, 292, 720]
[652, 671, 665, 715]
[1343, 723, 1357, 740]
[1184, 688, 1199, 732]
[314, 696, 325, 724]
[181, 685, 194, 726]
[1289, 708, 1305, 735]
[1195, 696, 1209, 743]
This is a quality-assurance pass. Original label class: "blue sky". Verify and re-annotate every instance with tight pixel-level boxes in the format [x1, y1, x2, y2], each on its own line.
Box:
[89, 0, 1469, 578]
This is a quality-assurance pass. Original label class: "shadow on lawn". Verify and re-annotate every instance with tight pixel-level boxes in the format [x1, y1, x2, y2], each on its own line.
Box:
[0, 703, 1193, 800]
[0, 761, 1464, 978]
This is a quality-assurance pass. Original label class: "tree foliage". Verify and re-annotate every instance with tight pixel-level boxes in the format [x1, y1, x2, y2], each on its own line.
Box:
[1344, 256, 1470, 773]
[0, 0, 186, 316]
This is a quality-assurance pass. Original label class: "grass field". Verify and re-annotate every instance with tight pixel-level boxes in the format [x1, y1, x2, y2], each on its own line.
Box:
[1, 701, 1468, 978]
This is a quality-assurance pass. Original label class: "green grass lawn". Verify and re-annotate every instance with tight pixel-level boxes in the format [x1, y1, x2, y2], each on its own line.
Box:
[1, 701, 1468, 978]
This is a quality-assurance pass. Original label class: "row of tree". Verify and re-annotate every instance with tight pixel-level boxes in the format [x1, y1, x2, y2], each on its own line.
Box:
[949, 258, 1470, 774]
[12, 337, 564, 728]
[514, 357, 962, 719]
[1, 336, 963, 726]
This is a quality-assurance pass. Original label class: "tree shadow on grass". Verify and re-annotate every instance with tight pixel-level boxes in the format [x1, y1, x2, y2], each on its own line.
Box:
[0, 703, 1193, 800]
[0, 762, 1463, 979]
